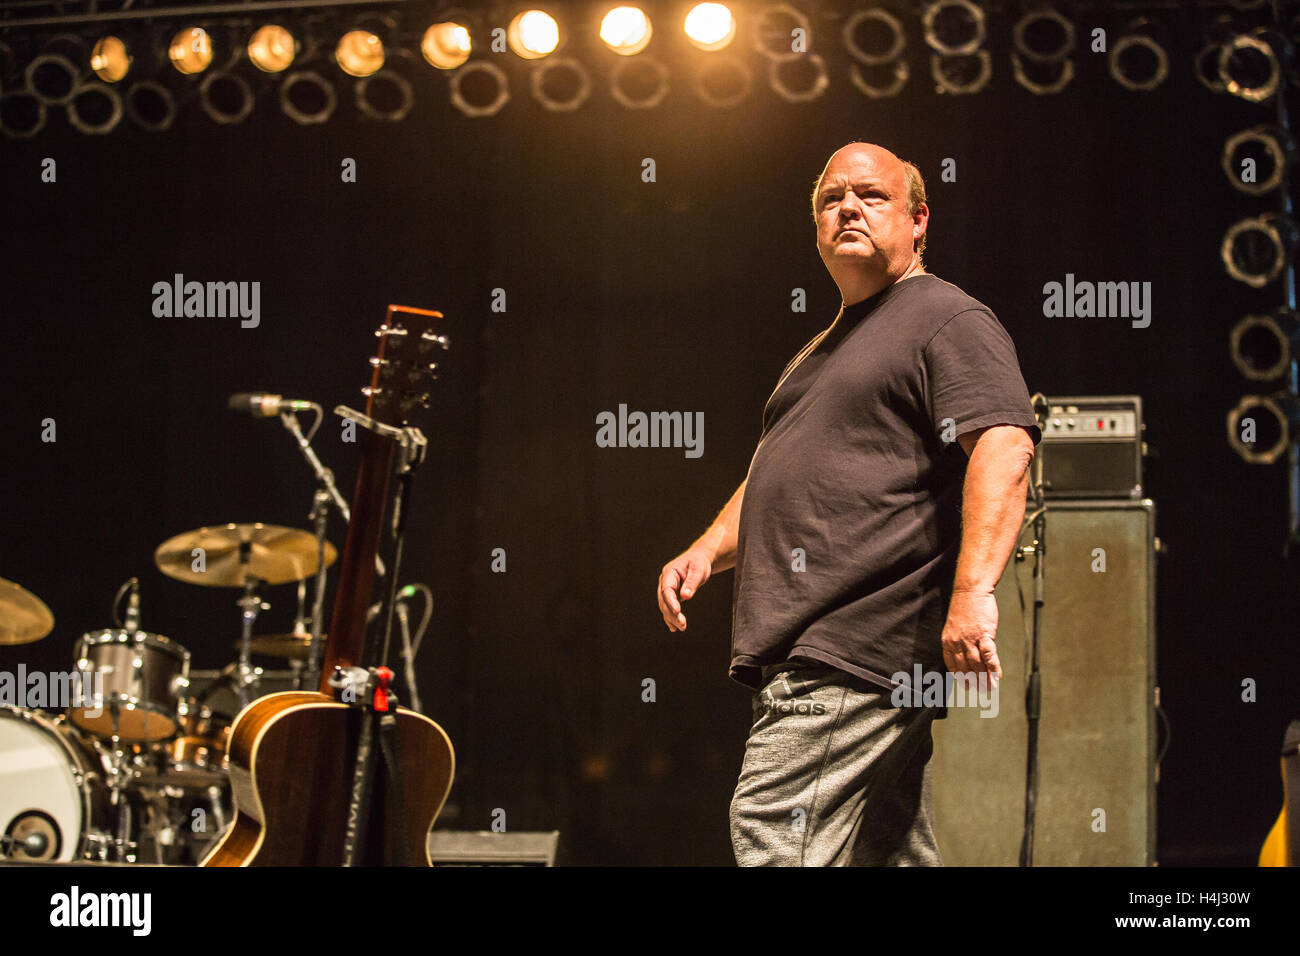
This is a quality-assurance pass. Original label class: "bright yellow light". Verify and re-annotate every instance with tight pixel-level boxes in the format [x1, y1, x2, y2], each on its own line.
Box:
[169, 27, 213, 75]
[600, 6, 652, 56]
[336, 29, 385, 77]
[248, 25, 296, 73]
[684, 3, 735, 51]
[422, 22, 472, 69]
[90, 35, 131, 82]
[507, 10, 559, 59]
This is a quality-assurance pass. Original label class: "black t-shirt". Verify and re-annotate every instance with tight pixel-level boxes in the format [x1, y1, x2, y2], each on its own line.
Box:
[729, 273, 1041, 695]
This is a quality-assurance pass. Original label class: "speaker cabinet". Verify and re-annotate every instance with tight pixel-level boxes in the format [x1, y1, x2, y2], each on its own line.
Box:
[930, 499, 1158, 866]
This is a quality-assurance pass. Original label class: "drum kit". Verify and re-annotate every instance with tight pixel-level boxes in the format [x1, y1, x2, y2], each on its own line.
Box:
[0, 522, 339, 865]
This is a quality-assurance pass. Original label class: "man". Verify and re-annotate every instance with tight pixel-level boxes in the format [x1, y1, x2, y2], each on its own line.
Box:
[656, 142, 1040, 866]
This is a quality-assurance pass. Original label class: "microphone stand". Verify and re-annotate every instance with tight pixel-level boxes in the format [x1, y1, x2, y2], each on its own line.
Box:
[279, 409, 350, 691]
[1019, 398, 1050, 867]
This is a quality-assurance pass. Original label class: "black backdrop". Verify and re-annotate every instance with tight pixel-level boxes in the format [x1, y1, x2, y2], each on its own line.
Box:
[2, 4, 1298, 865]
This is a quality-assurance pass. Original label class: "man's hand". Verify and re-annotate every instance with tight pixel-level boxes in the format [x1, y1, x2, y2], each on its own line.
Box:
[940, 588, 1002, 683]
[657, 546, 715, 631]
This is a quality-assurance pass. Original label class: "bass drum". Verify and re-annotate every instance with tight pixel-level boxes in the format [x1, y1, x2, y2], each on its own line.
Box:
[0, 706, 110, 861]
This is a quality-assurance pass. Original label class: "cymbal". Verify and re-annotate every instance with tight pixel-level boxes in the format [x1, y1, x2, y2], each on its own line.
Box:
[0, 577, 54, 645]
[243, 631, 321, 661]
[154, 523, 337, 588]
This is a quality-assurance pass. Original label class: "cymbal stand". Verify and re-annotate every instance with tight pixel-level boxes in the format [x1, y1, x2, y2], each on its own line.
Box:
[235, 575, 268, 711]
[105, 696, 136, 863]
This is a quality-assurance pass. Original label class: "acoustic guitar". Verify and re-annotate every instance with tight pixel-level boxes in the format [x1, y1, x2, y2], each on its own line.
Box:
[202, 305, 455, 866]
[1259, 719, 1299, 867]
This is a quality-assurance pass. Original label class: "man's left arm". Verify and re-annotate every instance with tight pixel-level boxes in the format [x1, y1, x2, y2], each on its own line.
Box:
[942, 424, 1037, 680]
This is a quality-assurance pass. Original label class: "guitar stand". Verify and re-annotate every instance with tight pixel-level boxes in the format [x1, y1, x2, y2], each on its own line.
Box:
[330, 665, 411, 866]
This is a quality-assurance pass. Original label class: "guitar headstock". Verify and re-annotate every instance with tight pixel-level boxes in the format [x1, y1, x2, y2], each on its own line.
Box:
[364, 305, 450, 424]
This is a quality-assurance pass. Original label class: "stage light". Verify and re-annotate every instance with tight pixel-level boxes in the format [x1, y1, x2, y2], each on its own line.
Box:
[922, 0, 986, 57]
[843, 8, 905, 65]
[850, 60, 909, 98]
[694, 56, 750, 107]
[356, 71, 413, 120]
[0, 89, 47, 138]
[768, 53, 827, 102]
[449, 60, 510, 117]
[531, 57, 591, 111]
[752, 3, 809, 60]
[1219, 27, 1291, 103]
[601, 6, 652, 56]
[280, 70, 336, 124]
[169, 27, 213, 75]
[90, 35, 132, 83]
[1195, 21, 1233, 93]
[1108, 19, 1168, 91]
[1012, 8, 1074, 62]
[685, 3, 736, 52]
[610, 56, 669, 108]
[248, 25, 297, 73]
[1222, 126, 1296, 196]
[26, 35, 89, 103]
[507, 10, 560, 59]
[1231, 310, 1300, 381]
[125, 79, 177, 131]
[68, 81, 122, 134]
[423, 22, 472, 69]
[931, 51, 991, 94]
[1227, 393, 1300, 465]
[336, 29, 384, 77]
[200, 71, 254, 124]
[1012, 54, 1073, 95]
[1221, 213, 1299, 289]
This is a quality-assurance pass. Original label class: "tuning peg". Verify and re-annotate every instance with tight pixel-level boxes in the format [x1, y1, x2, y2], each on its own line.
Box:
[376, 324, 409, 340]
[419, 331, 450, 352]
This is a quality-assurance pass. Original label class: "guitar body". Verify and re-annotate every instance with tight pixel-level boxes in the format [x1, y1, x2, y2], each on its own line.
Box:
[202, 691, 454, 866]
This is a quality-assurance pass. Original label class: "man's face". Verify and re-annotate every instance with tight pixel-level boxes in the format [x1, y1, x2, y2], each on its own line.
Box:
[814, 145, 923, 283]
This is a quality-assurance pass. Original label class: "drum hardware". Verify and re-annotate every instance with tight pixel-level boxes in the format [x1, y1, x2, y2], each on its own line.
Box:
[234, 577, 270, 711]
[0, 577, 54, 645]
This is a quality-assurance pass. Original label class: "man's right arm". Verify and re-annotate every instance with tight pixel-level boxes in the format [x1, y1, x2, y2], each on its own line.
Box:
[657, 480, 745, 631]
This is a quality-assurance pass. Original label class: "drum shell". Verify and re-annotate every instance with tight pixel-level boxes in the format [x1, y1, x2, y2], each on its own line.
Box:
[0, 706, 110, 861]
[69, 629, 189, 742]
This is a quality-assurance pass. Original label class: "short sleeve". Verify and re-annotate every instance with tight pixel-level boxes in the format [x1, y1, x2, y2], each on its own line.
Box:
[924, 308, 1041, 446]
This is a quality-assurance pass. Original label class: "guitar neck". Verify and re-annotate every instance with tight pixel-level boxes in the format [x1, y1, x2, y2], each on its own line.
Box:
[319, 426, 397, 693]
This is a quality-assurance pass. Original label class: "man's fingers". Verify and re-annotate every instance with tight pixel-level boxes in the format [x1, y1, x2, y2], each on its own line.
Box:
[979, 637, 1002, 681]
[660, 568, 682, 615]
[680, 562, 706, 599]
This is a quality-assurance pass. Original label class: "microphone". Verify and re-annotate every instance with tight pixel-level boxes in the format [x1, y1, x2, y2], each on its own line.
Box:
[228, 393, 320, 417]
[124, 577, 140, 635]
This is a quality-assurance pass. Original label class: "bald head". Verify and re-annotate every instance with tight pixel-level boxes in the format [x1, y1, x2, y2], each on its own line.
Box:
[811, 143, 927, 259]
[811, 142, 930, 304]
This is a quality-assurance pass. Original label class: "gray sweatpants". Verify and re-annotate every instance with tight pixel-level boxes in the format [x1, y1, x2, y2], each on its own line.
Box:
[729, 658, 943, 866]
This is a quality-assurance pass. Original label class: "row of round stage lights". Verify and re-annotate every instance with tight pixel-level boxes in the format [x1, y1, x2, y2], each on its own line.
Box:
[1212, 24, 1300, 466]
[1, 2, 1204, 137]
[0, 4, 747, 135]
